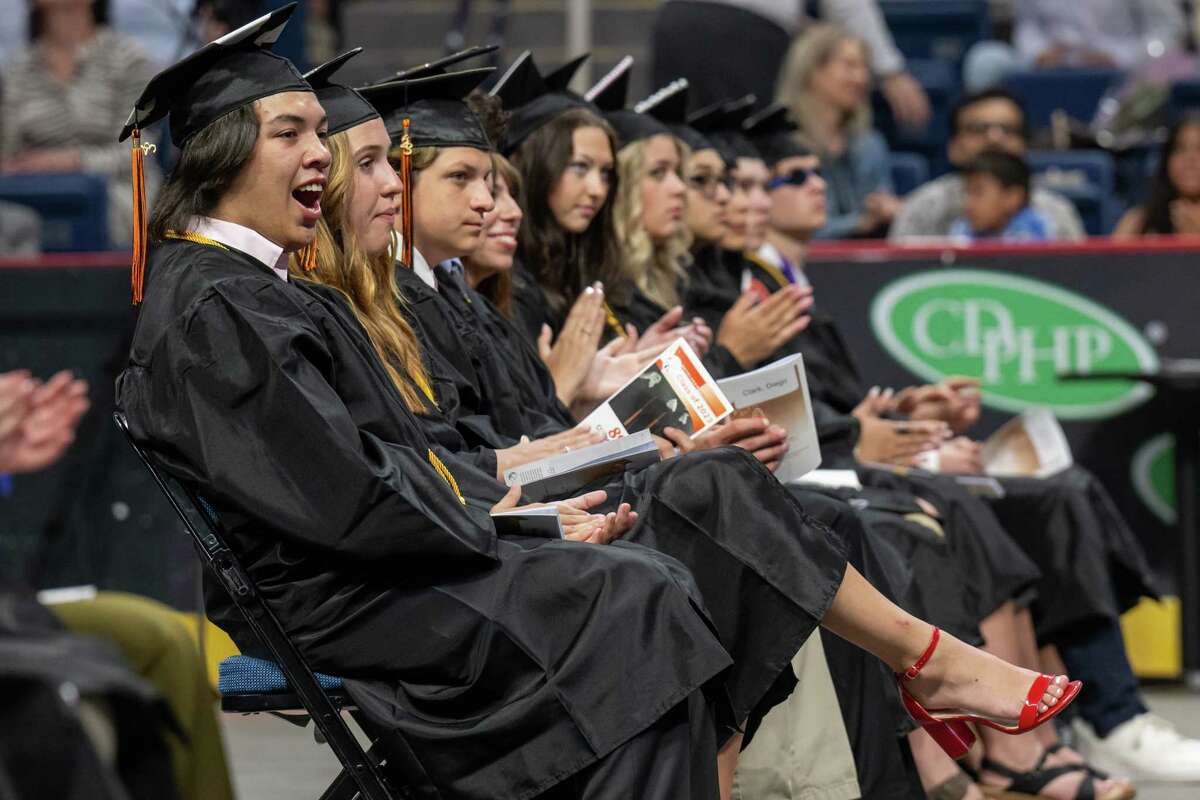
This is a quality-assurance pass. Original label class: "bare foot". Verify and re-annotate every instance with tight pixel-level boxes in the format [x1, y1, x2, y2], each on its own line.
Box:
[900, 628, 1069, 724]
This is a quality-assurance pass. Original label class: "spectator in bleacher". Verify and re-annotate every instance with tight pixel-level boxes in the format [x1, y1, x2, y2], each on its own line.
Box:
[1, 0, 159, 248]
[949, 149, 1051, 242]
[651, 0, 931, 128]
[890, 88, 1086, 242]
[1113, 114, 1200, 237]
[963, 0, 1187, 94]
[776, 24, 900, 239]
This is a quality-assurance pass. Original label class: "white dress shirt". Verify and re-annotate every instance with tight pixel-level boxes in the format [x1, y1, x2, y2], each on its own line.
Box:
[189, 216, 291, 281]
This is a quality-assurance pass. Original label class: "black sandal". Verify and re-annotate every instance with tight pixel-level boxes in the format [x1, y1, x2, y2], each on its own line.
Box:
[979, 757, 1135, 800]
[1035, 743, 1113, 781]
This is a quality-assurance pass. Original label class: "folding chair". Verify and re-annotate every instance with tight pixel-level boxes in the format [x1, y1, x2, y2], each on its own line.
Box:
[114, 412, 406, 800]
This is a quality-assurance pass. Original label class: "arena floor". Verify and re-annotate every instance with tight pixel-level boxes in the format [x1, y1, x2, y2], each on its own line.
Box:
[222, 687, 1200, 799]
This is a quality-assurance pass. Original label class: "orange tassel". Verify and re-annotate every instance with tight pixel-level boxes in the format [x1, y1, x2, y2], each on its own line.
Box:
[298, 239, 318, 271]
[130, 128, 149, 305]
[399, 117, 414, 268]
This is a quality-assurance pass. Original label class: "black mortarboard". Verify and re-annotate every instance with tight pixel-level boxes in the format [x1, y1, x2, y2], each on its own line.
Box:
[639, 79, 712, 152]
[489, 51, 598, 154]
[742, 103, 810, 167]
[304, 48, 378, 136]
[385, 45, 499, 83]
[588, 56, 671, 147]
[119, 3, 309, 147]
[690, 95, 759, 166]
[120, 3, 309, 304]
[359, 68, 495, 269]
[359, 67, 495, 151]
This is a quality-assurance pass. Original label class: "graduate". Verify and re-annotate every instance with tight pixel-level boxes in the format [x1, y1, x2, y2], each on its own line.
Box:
[265, 42, 1089, 796]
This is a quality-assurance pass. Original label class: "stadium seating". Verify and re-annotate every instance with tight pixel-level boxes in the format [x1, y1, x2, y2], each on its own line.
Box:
[878, 0, 991, 68]
[890, 151, 931, 196]
[0, 173, 108, 252]
[1027, 149, 1120, 235]
[1003, 68, 1124, 133]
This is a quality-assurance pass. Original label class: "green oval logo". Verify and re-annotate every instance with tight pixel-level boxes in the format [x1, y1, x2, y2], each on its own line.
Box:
[871, 269, 1159, 419]
[1132, 434, 1175, 525]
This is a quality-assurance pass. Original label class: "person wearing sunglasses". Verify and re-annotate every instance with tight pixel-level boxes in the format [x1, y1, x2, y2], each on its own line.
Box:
[890, 88, 1085, 242]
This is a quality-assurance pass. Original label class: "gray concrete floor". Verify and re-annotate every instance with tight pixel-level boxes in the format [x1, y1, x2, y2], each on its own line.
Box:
[222, 687, 1200, 799]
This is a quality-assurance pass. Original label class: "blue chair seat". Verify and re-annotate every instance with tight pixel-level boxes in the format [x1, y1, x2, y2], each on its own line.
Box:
[219, 654, 344, 696]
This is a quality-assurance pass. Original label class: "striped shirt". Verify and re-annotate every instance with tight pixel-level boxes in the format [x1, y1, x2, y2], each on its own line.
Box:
[1, 28, 160, 247]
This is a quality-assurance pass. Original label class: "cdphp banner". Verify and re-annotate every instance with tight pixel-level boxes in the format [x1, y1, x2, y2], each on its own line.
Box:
[806, 242, 1199, 586]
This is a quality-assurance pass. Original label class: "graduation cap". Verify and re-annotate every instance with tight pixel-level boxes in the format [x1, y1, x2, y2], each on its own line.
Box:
[304, 48, 378, 137]
[586, 56, 670, 148]
[380, 44, 499, 83]
[742, 103, 810, 167]
[358, 67, 495, 268]
[489, 51, 597, 154]
[634, 78, 711, 153]
[119, 2, 309, 304]
[690, 95, 759, 167]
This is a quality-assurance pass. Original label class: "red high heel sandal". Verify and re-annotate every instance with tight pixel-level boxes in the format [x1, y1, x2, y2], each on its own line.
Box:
[895, 627, 1083, 760]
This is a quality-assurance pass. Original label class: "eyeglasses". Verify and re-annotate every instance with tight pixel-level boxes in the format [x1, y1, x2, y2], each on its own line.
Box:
[686, 172, 735, 198]
[960, 121, 1023, 138]
[766, 167, 821, 191]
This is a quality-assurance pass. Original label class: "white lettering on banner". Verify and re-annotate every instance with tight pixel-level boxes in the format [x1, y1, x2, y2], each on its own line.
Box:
[911, 298, 1115, 385]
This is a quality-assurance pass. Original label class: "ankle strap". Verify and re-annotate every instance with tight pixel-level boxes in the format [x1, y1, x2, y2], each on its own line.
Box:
[901, 626, 940, 681]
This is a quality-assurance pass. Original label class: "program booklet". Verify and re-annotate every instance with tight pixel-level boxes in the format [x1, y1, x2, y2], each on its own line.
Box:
[503, 430, 661, 502]
[491, 506, 564, 539]
[981, 408, 1073, 478]
[582, 339, 732, 440]
[717, 354, 822, 484]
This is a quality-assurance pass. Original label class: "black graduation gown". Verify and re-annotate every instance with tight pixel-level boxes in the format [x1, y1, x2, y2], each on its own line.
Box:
[750, 252, 1161, 641]
[395, 263, 858, 749]
[117, 240, 735, 800]
[432, 262, 960, 792]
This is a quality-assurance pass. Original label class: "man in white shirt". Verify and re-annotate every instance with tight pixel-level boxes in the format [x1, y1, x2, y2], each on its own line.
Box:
[963, 0, 1186, 92]
[889, 88, 1086, 242]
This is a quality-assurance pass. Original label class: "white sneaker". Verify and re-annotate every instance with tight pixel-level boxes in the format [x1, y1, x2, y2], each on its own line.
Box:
[1078, 713, 1200, 782]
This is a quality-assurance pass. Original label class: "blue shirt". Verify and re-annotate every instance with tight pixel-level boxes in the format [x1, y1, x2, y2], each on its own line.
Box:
[949, 206, 1052, 242]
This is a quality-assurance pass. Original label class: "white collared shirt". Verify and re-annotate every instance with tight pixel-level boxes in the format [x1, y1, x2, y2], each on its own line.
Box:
[189, 216, 291, 281]
[408, 247, 438, 291]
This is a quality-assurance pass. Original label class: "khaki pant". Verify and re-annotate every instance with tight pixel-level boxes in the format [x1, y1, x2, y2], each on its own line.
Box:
[51, 592, 234, 800]
[732, 635, 861, 800]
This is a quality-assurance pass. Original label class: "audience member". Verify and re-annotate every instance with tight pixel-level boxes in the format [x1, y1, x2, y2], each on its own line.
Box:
[0, 0, 159, 247]
[950, 149, 1050, 242]
[776, 25, 899, 239]
[963, 0, 1187, 93]
[0, 368, 235, 799]
[651, 0, 931, 128]
[1113, 115, 1200, 237]
[890, 88, 1086, 242]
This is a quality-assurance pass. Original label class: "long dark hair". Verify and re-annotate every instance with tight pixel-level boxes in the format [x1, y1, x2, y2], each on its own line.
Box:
[1140, 115, 1200, 235]
[510, 107, 628, 318]
[149, 105, 259, 241]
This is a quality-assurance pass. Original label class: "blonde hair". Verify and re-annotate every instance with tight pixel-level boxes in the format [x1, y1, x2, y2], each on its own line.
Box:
[290, 130, 433, 413]
[775, 24, 872, 147]
[613, 137, 693, 310]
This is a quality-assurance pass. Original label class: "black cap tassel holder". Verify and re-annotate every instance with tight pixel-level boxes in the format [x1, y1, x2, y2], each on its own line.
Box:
[129, 126, 154, 304]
